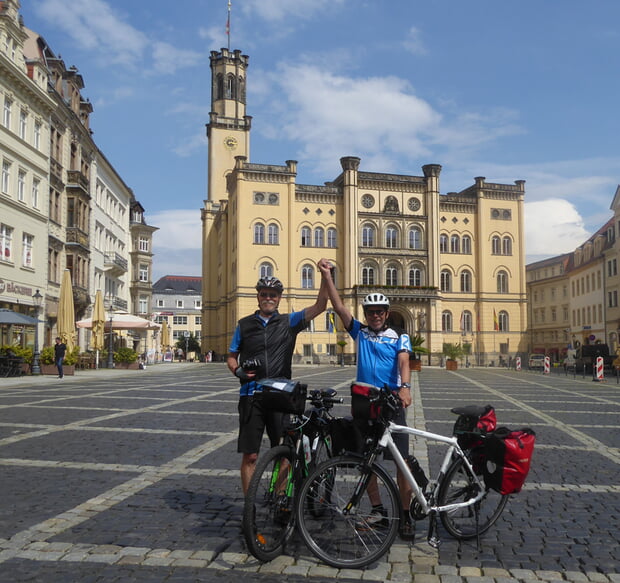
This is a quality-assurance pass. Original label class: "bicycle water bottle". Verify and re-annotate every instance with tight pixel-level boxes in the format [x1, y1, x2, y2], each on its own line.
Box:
[406, 455, 429, 490]
[303, 435, 312, 464]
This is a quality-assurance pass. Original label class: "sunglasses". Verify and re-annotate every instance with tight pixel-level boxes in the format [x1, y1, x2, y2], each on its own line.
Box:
[259, 291, 280, 299]
[365, 308, 386, 316]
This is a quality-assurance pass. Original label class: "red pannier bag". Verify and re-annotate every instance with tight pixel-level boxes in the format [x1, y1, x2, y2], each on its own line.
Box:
[451, 404, 497, 449]
[350, 382, 381, 420]
[483, 427, 536, 495]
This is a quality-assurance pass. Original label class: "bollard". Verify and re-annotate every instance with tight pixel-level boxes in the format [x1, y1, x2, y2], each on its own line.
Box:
[594, 356, 604, 382]
[515, 356, 521, 371]
[543, 356, 550, 375]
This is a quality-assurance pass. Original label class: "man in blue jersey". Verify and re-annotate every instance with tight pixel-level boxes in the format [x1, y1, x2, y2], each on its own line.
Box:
[228, 270, 329, 494]
[318, 258, 415, 539]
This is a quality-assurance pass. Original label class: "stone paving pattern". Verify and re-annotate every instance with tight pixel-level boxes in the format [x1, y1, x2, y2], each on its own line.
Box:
[0, 363, 618, 582]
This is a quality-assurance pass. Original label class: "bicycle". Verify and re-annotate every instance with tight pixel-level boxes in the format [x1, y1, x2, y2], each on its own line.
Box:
[242, 383, 343, 562]
[294, 386, 508, 569]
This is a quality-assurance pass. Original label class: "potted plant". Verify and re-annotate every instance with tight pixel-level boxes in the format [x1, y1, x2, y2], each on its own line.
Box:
[114, 347, 139, 369]
[443, 342, 464, 371]
[409, 334, 429, 371]
[337, 339, 347, 367]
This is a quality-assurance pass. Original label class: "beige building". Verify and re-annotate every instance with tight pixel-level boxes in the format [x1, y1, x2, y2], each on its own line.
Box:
[201, 48, 528, 365]
[526, 218, 615, 360]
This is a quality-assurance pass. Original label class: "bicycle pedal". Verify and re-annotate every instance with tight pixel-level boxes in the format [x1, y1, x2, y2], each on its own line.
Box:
[427, 534, 441, 549]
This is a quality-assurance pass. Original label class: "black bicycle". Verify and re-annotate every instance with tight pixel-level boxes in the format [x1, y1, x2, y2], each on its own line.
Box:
[242, 384, 342, 562]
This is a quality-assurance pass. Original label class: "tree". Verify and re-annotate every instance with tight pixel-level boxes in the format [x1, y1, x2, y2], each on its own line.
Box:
[175, 333, 201, 354]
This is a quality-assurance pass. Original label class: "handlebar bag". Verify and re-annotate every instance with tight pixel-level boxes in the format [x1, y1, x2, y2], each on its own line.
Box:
[254, 378, 308, 415]
[350, 382, 381, 420]
[483, 427, 536, 495]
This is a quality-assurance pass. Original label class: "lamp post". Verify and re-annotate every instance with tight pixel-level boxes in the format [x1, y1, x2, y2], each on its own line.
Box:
[107, 296, 115, 369]
[31, 289, 43, 375]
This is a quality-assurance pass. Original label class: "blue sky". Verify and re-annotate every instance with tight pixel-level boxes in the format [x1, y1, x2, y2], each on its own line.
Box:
[19, 0, 620, 280]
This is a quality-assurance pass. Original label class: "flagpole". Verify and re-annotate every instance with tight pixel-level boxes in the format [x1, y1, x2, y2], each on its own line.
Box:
[226, 0, 231, 51]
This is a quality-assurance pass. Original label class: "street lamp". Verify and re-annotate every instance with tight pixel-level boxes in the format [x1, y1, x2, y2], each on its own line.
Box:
[107, 296, 115, 369]
[31, 289, 43, 375]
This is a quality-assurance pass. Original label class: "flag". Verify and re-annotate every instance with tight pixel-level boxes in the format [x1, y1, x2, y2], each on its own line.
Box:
[493, 309, 499, 331]
[328, 311, 335, 333]
[459, 311, 464, 331]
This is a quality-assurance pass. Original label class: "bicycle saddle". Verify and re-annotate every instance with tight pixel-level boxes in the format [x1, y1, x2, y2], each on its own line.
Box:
[451, 404, 490, 417]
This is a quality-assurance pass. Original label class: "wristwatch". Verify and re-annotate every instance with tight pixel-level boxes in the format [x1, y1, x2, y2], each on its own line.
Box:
[399, 383, 411, 389]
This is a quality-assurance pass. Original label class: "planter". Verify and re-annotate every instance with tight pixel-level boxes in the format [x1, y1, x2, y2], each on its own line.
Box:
[409, 359, 422, 371]
[115, 362, 139, 369]
[446, 359, 458, 371]
[40, 364, 75, 376]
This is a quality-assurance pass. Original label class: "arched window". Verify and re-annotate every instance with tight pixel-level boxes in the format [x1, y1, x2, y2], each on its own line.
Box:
[259, 262, 273, 278]
[301, 264, 314, 289]
[462, 235, 472, 254]
[440, 270, 452, 292]
[442, 311, 452, 332]
[498, 310, 509, 331]
[301, 226, 311, 247]
[502, 236, 512, 255]
[226, 74, 236, 99]
[385, 226, 398, 249]
[409, 227, 421, 250]
[440, 234, 448, 253]
[386, 266, 398, 286]
[362, 265, 375, 285]
[492, 236, 501, 255]
[268, 223, 279, 245]
[497, 270, 509, 293]
[409, 267, 423, 286]
[460, 269, 472, 293]
[216, 74, 224, 100]
[462, 310, 473, 333]
[327, 228, 337, 248]
[362, 224, 375, 247]
[314, 227, 325, 247]
[450, 235, 460, 253]
[253, 223, 265, 244]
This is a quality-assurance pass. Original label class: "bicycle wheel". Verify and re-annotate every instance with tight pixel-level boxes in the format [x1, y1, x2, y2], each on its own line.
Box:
[307, 435, 333, 518]
[437, 455, 508, 539]
[296, 455, 400, 569]
[242, 445, 296, 561]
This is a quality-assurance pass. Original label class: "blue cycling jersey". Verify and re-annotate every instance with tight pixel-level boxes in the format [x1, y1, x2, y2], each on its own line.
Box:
[349, 319, 411, 389]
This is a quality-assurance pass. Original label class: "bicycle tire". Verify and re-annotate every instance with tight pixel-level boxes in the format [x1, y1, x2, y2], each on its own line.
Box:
[295, 455, 400, 569]
[242, 444, 296, 561]
[437, 455, 508, 539]
[306, 435, 333, 518]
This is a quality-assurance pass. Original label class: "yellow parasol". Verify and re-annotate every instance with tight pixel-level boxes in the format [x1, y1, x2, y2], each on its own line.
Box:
[91, 290, 105, 367]
[57, 269, 76, 353]
[161, 319, 170, 349]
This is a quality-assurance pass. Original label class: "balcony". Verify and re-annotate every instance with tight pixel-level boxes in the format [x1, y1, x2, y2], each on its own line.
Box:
[110, 296, 128, 311]
[65, 227, 89, 250]
[66, 170, 90, 197]
[104, 252, 128, 275]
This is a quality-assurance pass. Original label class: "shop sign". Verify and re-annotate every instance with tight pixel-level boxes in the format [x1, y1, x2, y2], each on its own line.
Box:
[0, 278, 34, 297]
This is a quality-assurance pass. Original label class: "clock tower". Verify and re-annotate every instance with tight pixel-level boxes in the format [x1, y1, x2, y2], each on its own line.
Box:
[206, 48, 251, 202]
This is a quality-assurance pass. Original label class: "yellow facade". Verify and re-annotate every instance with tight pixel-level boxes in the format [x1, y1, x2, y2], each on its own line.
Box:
[202, 49, 528, 365]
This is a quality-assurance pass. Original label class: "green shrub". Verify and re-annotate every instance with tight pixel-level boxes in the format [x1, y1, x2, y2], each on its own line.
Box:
[39, 345, 79, 365]
[114, 347, 138, 363]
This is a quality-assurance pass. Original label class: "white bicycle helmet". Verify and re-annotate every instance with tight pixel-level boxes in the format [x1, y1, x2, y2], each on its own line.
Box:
[255, 276, 284, 293]
[362, 293, 390, 309]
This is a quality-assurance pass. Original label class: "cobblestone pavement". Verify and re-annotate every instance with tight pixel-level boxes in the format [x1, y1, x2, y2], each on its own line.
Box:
[0, 363, 618, 583]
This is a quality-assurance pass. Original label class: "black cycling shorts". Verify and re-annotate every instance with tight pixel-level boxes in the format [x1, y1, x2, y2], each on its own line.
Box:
[237, 395, 289, 455]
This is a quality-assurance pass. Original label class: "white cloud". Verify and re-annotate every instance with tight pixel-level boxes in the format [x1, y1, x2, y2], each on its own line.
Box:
[151, 209, 202, 251]
[524, 199, 590, 258]
[402, 26, 428, 56]
[242, 0, 347, 22]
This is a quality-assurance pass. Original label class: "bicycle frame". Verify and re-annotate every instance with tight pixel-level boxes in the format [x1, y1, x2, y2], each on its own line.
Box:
[378, 421, 486, 515]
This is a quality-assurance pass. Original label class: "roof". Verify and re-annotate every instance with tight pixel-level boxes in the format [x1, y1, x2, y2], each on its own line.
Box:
[153, 275, 202, 294]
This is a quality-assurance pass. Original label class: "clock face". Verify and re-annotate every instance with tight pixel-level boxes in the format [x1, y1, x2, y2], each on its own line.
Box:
[408, 197, 421, 211]
[224, 136, 238, 150]
[361, 194, 374, 209]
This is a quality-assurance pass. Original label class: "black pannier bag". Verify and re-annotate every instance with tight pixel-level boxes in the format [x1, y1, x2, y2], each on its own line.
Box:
[329, 416, 365, 455]
[451, 404, 497, 450]
[253, 378, 308, 415]
[483, 427, 536, 495]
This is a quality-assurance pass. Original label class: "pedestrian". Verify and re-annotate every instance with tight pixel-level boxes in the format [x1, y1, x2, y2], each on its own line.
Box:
[228, 267, 329, 494]
[317, 258, 415, 539]
[54, 337, 66, 379]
